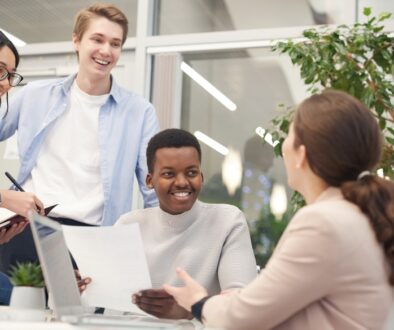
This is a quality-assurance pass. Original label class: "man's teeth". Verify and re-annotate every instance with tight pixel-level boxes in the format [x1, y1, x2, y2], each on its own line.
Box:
[95, 58, 110, 65]
[173, 192, 189, 197]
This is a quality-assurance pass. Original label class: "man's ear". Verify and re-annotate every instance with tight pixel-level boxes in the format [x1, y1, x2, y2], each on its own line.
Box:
[201, 172, 204, 183]
[72, 33, 80, 51]
[146, 174, 154, 189]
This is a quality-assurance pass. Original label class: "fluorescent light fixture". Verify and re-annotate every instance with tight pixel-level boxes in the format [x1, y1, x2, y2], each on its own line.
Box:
[181, 62, 237, 111]
[194, 131, 229, 156]
[0, 29, 26, 47]
[255, 127, 280, 147]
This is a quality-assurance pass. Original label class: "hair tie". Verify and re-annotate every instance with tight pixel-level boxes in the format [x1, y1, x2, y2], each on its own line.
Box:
[357, 170, 372, 180]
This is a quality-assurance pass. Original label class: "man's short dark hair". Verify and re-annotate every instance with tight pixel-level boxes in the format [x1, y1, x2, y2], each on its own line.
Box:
[146, 128, 202, 173]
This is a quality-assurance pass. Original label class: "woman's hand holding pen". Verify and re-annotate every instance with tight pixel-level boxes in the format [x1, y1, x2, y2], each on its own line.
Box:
[4, 172, 44, 215]
[0, 189, 44, 217]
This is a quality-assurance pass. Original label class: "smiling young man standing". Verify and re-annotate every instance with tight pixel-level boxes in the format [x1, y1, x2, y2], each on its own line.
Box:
[115, 129, 257, 320]
[0, 3, 159, 270]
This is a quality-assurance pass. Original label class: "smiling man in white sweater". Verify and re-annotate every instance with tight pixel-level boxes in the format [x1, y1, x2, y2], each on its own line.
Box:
[116, 128, 257, 320]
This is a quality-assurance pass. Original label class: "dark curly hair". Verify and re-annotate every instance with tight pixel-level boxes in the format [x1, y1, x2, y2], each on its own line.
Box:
[146, 128, 202, 173]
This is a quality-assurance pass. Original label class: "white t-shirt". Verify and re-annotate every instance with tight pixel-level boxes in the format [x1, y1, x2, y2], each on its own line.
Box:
[23, 80, 108, 225]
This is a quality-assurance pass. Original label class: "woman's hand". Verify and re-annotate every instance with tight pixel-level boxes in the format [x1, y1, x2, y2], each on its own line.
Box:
[132, 288, 193, 320]
[1, 190, 44, 217]
[163, 268, 208, 312]
[0, 222, 28, 244]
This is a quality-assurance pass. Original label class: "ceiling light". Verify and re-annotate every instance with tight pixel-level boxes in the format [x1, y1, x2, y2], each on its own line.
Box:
[194, 131, 229, 156]
[181, 62, 237, 111]
[270, 183, 288, 219]
[0, 29, 26, 47]
[222, 147, 243, 195]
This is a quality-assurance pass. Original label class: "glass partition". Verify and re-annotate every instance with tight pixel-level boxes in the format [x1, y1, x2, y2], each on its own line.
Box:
[154, 0, 356, 35]
[168, 48, 309, 265]
[0, 0, 138, 43]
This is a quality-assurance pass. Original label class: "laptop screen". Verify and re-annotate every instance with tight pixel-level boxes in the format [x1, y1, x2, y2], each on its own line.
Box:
[29, 212, 84, 319]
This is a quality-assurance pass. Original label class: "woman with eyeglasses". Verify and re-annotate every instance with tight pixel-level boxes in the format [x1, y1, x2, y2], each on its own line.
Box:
[0, 31, 44, 305]
[0, 31, 44, 239]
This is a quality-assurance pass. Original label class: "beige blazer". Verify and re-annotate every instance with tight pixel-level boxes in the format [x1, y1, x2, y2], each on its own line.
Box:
[203, 187, 393, 330]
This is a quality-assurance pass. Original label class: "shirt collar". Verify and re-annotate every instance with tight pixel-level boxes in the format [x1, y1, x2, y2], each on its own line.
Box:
[60, 73, 122, 104]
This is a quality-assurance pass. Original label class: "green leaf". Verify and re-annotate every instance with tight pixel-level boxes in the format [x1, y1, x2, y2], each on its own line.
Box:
[378, 12, 392, 22]
[386, 127, 394, 136]
[362, 88, 375, 108]
[10, 262, 45, 288]
[379, 117, 386, 130]
[386, 137, 394, 146]
[363, 7, 372, 17]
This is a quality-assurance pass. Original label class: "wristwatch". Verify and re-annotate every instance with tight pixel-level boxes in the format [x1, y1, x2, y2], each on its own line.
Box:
[191, 296, 210, 322]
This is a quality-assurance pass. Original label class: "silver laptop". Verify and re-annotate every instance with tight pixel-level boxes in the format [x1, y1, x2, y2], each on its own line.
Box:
[29, 212, 185, 329]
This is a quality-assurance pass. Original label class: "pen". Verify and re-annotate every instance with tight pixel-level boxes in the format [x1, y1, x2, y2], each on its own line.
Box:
[5, 172, 25, 192]
[4, 171, 43, 214]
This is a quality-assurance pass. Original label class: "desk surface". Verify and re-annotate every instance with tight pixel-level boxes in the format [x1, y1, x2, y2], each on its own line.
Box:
[0, 321, 219, 330]
[0, 306, 216, 330]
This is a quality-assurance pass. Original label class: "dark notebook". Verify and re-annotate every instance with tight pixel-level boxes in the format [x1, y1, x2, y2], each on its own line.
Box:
[0, 204, 58, 230]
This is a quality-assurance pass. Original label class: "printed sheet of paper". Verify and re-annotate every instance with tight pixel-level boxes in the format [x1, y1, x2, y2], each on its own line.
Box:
[62, 223, 151, 312]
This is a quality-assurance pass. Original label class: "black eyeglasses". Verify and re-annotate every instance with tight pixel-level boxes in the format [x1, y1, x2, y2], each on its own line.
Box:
[0, 67, 23, 87]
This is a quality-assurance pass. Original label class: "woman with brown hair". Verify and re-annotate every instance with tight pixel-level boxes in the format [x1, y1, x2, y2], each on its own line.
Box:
[164, 90, 394, 329]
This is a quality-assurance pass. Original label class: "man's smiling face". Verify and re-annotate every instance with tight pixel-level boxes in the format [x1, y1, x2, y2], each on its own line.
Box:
[146, 147, 203, 215]
[72, 16, 122, 81]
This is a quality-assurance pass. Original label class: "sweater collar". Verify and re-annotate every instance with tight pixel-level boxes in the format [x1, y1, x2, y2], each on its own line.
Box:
[158, 200, 201, 230]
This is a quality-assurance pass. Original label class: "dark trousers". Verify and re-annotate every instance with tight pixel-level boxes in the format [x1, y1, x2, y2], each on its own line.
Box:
[0, 217, 96, 275]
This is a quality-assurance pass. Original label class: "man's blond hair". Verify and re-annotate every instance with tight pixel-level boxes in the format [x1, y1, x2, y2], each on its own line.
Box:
[73, 3, 128, 45]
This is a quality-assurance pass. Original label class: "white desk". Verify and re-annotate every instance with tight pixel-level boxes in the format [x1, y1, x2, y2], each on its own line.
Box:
[0, 321, 220, 330]
[0, 306, 206, 330]
[0, 321, 206, 330]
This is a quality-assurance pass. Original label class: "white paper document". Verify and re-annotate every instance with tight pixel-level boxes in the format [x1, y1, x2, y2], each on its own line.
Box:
[62, 224, 152, 312]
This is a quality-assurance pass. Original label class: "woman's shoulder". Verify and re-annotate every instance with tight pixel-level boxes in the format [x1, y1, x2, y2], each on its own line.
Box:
[290, 195, 370, 242]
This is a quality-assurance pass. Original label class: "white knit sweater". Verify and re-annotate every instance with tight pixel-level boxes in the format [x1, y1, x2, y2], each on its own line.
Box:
[116, 200, 257, 294]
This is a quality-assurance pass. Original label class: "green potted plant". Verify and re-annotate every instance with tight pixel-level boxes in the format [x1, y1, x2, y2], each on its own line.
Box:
[9, 261, 46, 317]
[251, 8, 394, 265]
[271, 7, 393, 199]
[272, 8, 393, 173]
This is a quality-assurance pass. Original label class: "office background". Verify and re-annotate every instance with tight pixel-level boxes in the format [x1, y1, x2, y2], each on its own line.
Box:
[0, 0, 393, 263]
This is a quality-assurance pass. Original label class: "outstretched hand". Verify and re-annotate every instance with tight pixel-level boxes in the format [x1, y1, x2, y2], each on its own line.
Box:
[132, 288, 192, 319]
[162, 268, 208, 312]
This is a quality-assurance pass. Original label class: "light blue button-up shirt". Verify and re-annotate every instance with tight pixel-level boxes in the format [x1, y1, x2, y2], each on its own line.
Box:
[0, 74, 159, 225]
